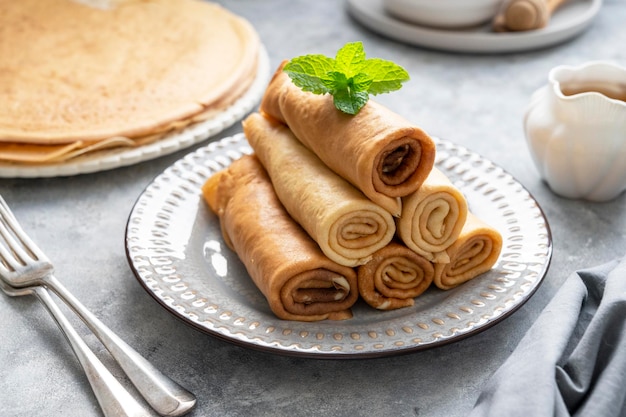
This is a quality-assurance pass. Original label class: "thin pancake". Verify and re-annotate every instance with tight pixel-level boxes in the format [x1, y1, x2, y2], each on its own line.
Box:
[0, 0, 259, 144]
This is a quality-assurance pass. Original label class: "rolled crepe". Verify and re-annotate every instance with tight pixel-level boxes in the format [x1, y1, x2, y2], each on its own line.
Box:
[259, 61, 436, 216]
[433, 213, 503, 290]
[396, 167, 468, 263]
[243, 113, 396, 267]
[202, 154, 359, 321]
[357, 241, 434, 310]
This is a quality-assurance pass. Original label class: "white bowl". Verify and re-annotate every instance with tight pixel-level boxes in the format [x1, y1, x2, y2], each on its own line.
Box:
[383, 0, 504, 29]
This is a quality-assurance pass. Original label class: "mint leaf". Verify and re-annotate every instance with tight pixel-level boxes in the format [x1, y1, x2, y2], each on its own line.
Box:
[334, 42, 366, 77]
[283, 41, 409, 115]
[283, 54, 335, 95]
[359, 58, 409, 95]
[333, 89, 369, 115]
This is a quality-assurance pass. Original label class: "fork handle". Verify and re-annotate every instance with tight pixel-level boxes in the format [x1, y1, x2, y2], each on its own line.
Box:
[34, 286, 152, 417]
[45, 275, 196, 417]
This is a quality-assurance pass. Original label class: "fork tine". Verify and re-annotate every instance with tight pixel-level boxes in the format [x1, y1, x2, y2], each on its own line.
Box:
[0, 196, 50, 271]
[0, 217, 27, 273]
[0, 237, 18, 275]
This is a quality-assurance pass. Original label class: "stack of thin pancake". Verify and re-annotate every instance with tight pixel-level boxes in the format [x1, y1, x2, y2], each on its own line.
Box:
[0, 0, 260, 164]
[203, 62, 503, 321]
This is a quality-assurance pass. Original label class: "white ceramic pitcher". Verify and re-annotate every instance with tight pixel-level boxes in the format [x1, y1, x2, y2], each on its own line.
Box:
[524, 61, 626, 202]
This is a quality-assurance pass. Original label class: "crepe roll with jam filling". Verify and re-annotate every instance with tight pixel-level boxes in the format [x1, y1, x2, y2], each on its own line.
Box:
[396, 167, 468, 263]
[259, 61, 436, 216]
[433, 213, 503, 290]
[243, 113, 396, 267]
[202, 154, 359, 321]
[357, 241, 434, 311]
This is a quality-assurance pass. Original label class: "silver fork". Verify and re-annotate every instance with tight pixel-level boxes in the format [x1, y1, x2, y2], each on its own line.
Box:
[0, 195, 196, 416]
[0, 278, 153, 417]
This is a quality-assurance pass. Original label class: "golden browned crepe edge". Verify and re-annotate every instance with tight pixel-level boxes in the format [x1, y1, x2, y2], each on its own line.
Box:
[433, 212, 503, 290]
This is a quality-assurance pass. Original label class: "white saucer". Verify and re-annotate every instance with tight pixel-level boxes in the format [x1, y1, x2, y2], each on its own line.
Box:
[346, 0, 602, 53]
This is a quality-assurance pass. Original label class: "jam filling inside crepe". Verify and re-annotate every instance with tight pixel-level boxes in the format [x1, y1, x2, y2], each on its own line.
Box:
[380, 143, 421, 186]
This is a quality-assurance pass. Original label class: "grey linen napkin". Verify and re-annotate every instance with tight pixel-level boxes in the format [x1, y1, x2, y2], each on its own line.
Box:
[469, 255, 626, 417]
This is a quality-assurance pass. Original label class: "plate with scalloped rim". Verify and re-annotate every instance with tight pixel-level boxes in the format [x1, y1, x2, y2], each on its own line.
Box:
[125, 133, 552, 358]
[0, 46, 270, 178]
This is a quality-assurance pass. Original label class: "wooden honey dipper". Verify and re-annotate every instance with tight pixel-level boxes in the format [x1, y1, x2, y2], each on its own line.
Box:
[492, 0, 570, 32]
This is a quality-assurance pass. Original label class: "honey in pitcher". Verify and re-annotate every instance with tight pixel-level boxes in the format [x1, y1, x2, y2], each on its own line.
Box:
[561, 81, 626, 102]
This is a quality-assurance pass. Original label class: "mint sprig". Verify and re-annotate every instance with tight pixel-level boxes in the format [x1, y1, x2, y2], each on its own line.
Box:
[283, 42, 410, 115]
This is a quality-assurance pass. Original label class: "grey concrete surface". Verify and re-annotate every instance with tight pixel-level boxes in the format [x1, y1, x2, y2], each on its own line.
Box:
[1, 1, 625, 416]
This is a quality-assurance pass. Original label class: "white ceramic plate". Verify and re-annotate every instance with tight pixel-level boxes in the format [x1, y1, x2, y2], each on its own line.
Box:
[125, 133, 552, 358]
[346, 0, 602, 53]
[0, 47, 270, 178]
